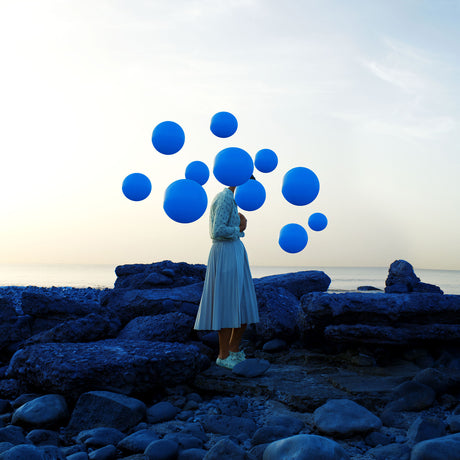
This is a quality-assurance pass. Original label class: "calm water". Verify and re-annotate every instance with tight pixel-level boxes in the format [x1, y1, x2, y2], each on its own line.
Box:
[0, 264, 458, 294]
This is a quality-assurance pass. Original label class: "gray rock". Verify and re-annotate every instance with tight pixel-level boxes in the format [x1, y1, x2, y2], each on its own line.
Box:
[0, 426, 27, 445]
[203, 438, 245, 460]
[385, 260, 443, 294]
[66, 391, 146, 434]
[386, 381, 436, 412]
[201, 414, 258, 438]
[117, 429, 159, 453]
[252, 425, 293, 446]
[12, 394, 69, 428]
[118, 313, 194, 343]
[100, 284, 204, 325]
[88, 445, 117, 460]
[367, 442, 411, 460]
[114, 261, 207, 290]
[0, 444, 45, 460]
[448, 415, 460, 433]
[413, 368, 452, 394]
[254, 270, 331, 297]
[26, 429, 60, 446]
[146, 402, 179, 424]
[313, 399, 382, 436]
[262, 339, 287, 353]
[76, 427, 125, 448]
[251, 286, 304, 342]
[408, 416, 446, 444]
[8, 340, 208, 398]
[144, 439, 178, 460]
[232, 359, 270, 378]
[410, 433, 460, 460]
[25, 313, 121, 345]
[178, 448, 207, 460]
[263, 434, 349, 460]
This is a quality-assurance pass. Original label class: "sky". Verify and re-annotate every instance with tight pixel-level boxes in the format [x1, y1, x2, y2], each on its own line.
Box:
[0, 0, 459, 270]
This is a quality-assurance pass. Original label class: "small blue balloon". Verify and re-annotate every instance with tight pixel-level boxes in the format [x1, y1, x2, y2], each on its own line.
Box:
[279, 223, 308, 254]
[163, 179, 208, 224]
[122, 173, 152, 202]
[185, 161, 209, 185]
[235, 180, 266, 211]
[308, 212, 328, 231]
[210, 111, 238, 138]
[152, 121, 185, 155]
[213, 147, 254, 186]
[255, 149, 278, 173]
[282, 167, 320, 206]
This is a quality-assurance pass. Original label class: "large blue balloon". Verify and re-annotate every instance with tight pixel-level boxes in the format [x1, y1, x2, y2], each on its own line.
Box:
[152, 121, 185, 155]
[213, 147, 254, 186]
[279, 223, 308, 254]
[185, 161, 209, 185]
[235, 180, 266, 211]
[122, 173, 152, 202]
[308, 212, 328, 231]
[282, 167, 320, 206]
[255, 149, 278, 173]
[210, 112, 238, 138]
[163, 179, 208, 224]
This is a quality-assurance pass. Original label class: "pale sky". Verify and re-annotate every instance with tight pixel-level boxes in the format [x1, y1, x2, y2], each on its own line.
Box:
[0, 0, 459, 270]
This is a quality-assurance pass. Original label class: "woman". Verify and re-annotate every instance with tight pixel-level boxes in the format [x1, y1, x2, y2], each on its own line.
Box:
[194, 179, 259, 369]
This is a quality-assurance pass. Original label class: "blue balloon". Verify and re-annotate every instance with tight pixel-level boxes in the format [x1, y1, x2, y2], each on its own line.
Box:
[255, 149, 278, 173]
[213, 147, 254, 186]
[163, 179, 208, 224]
[282, 167, 320, 206]
[235, 180, 266, 211]
[308, 212, 328, 231]
[210, 111, 238, 138]
[122, 173, 152, 202]
[279, 223, 308, 254]
[152, 121, 185, 155]
[185, 161, 209, 185]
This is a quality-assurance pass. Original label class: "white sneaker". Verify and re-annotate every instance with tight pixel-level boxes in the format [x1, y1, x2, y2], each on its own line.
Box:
[216, 356, 238, 369]
[230, 350, 246, 363]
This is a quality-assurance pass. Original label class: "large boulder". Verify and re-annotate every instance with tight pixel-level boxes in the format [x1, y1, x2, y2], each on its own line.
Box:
[117, 312, 194, 343]
[21, 290, 105, 335]
[66, 391, 146, 434]
[114, 261, 207, 290]
[7, 340, 209, 398]
[301, 292, 460, 345]
[100, 284, 203, 326]
[254, 270, 330, 298]
[250, 286, 305, 342]
[25, 313, 121, 345]
[385, 260, 443, 294]
[410, 433, 460, 460]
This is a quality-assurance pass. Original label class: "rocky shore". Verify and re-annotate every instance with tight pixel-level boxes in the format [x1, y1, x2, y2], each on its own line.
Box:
[0, 260, 459, 459]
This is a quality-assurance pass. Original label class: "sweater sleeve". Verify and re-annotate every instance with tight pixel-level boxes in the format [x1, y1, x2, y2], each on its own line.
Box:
[210, 191, 243, 240]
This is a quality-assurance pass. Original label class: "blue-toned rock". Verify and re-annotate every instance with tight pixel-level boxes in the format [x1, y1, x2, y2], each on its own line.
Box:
[88, 444, 117, 460]
[232, 358, 270, 378]
[147, 402, 179, 424]
[117, 430, 159, 454]
[407, 416, 446, 444]
[263, 434, 349, 460]
[144, 439, 178, 460]
[385, 381, 436, 412]
[12, 394, 68, 429]
[201, 414, 257, 438]
[367, 442, 411, 460]
[203, 438, 245, 460]
[0, 444, 45, 460]
[410, 433, 460, 460]
[313, 399, 382, 436]
[76, 427, 124, 448]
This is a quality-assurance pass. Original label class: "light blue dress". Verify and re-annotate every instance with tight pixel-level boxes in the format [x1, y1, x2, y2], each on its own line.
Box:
[194, 188, 259, 330]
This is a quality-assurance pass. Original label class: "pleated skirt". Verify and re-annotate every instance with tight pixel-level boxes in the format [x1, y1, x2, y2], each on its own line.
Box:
[194, 239, 259, 330]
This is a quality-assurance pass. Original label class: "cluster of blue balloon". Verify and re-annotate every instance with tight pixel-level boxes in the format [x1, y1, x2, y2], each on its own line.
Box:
[121, 111, 327, 254]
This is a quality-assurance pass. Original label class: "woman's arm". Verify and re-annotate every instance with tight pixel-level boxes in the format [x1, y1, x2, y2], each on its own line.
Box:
[211, 193, 243, 239]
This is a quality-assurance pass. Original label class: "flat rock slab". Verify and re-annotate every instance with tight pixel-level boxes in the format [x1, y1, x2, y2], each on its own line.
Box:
[194, 363, 349, 412]
[8, 340, 208, 398]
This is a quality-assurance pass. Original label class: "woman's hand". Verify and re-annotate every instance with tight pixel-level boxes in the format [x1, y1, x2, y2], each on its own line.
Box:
[239, 213, 247, 232]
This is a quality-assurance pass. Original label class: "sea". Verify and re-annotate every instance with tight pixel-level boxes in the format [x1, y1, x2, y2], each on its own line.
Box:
[0, 264, 459, 294]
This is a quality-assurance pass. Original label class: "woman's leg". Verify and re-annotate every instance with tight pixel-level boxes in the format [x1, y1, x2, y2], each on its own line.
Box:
[218, 328, 232, 359]
[229, 323, 247, 352]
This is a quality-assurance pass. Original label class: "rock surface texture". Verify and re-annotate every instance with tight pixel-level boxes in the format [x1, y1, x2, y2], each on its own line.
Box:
[0, 260, 458, 460]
